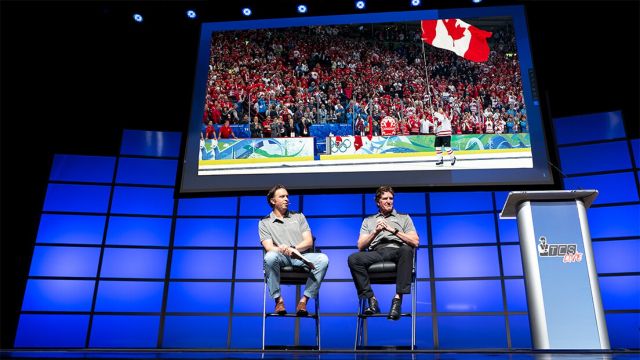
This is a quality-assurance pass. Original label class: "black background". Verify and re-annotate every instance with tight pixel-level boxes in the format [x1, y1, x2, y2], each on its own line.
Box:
[1, 0, 638, 348]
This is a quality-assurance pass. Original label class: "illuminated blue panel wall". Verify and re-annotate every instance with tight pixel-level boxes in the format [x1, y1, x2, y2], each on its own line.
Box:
[17, 111, 640, 350]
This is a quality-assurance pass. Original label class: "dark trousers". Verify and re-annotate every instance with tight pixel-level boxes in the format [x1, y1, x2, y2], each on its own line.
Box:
[347, 245, 414, 299]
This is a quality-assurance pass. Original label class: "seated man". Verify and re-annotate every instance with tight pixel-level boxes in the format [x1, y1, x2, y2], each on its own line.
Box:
[348, 185, 419, 320]
[259, 184, 329, 315]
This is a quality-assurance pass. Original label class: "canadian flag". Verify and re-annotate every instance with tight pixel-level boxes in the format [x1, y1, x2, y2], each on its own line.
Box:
[421, 19, 492, 62]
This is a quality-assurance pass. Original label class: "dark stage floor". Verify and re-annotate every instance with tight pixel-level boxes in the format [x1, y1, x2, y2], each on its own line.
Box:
[1, 350, 638, 360]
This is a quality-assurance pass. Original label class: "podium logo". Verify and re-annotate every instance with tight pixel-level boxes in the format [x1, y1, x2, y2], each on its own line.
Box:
[537, 236, 583, 263]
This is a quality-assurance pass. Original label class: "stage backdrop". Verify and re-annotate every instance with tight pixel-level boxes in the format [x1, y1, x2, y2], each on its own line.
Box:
[15, 111, 639, 349]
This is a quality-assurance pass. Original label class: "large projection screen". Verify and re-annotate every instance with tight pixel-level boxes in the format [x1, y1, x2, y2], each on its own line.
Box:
[180, 5, 554, 193]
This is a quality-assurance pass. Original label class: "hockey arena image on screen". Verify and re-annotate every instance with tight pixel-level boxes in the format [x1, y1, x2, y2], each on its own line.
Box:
[181, 6, 551, 193]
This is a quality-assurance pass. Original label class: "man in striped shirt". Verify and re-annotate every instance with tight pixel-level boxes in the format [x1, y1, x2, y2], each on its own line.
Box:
[432, 107, 456, 166]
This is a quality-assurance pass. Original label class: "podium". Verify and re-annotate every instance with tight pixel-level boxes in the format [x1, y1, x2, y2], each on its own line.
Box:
[500, 190, 610, 350]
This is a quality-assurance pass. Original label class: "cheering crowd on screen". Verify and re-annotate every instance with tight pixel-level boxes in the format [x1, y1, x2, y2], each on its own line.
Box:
[202, 21, 529, 138]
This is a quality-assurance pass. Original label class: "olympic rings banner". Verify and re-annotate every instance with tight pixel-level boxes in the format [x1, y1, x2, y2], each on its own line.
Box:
[199, 137, 315, 164]
[327, 134, 531, 155]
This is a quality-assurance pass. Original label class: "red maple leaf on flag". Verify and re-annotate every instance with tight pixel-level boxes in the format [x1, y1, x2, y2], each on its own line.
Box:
[442, 19, 466, 41]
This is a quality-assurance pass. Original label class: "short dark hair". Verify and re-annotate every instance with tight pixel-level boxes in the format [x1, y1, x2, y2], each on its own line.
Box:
[267, 184, 287, 209]
[375, 185, 394, 204]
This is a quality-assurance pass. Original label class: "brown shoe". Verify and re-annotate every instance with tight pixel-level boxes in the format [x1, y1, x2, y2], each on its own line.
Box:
[296, 301, 308, 316]
[274, 300, 286, 315]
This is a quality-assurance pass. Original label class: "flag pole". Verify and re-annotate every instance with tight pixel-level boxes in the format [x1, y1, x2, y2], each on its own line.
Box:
[421, 39, 432, 111]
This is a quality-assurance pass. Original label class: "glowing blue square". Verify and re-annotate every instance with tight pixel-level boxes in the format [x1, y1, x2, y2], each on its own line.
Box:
[89, 315, 159, 348]
[564, 172, 638, 205]
[170, 250, 233, 279]
[177, 197, 237, 216]
[304, 194, 362, 215]
[321, 249, 353, 280]
[589, 204, 640, 238]
[606, 313, 640, 349]
[111, 186, 174, 216]
[29, 246, 100, 277]
[43, 184, 111, 213]
[438, 315, 507, 348]
[50, 155, 116, 183]
[365, 192, 426, 214]
[15, 314, 89, 348]
[237, 218, 261, 247]
[559, 141, 631, 175]
[174, 218, 236, 247]
[430, 192, 493, 213]
[501, 245, 524, 276]
[120, 130, 181, 158]
[554, 111, 626, 145]
[22, 280, 95, 311]
[234, 250, 264, 280]
[116, 158, 177, 186]
[230, 316, 261, 348]
[366, 317, 413, 346]
[434, 246, 500, 278]
[599, 276, 640, 311]
[319, 282, 359, 313]
[509, 314, 532, 348]
[95, 281, 164, 312]
[162, 316, 228, 348]
[106, 217, 171, 246]
[100, 248, 167, 279]
[319, 316, 357, 349]
[431, 214, 497, 245]
[504, 279, 527, 312]
[436, 280, 503, 312]
[593, 240, 640, 273]
[166, 282, 231, 312]
[306, 217, 362, 247]
[36, 214, 105, 245]
[498, 219, 519, 243]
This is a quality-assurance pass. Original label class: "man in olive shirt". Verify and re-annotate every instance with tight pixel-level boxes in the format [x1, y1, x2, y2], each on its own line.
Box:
[259, 185, 329, 315]
[348, 185, 419, 320]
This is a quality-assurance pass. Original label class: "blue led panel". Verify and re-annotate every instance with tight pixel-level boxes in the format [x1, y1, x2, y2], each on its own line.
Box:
[166, 282, 231, 312]
[237, 218, 261, 247]
[365, 192, 427, 214]
[321, 249, 353, 280]
[593, 240, 640, 273]
[370, 284, 413, 313]
[632, 139, 639, 168]
[177, 197, 237, 216]
[319, 316, 357, 349]
[436, 280, 503, 312]
[235, 250, 264, 280]
[434, 246, 500, 278]
[599, 276, 640, 311]
[430, 192, 493, 213]
[89, 315, 159, 348]
[110, 187, 174, 216]
[95, 281, 164, 312]
[605, 313, 640, 349]
[163, 316, 228, 348]
[170, 250, 233, 279]
[239, 195, 300, 216]
[509, 315, 532, 348]
[100, 248, 167, 279]
[29, 246, 100, 277]
[264, 317, 296, 346]
[438, 315, 507, 348]
[417, 249, 430, 278]
[174, 218, 236, 247]
[554, 111, 626, 145]
[22, 280, 95, 311]
[416, 316, 434, 348]
[504, 279, 527, 312]
[303, 194, 362, 216]
[494, 192, 509, 211]
[501, 245, 524, 276]
[498, 219, 519, 244]
[106, 217, 171, 246]
[306, 217, 362, 247]
[120, 130, 181, 158]
[36, 214, 105, 245]
[564, 172, 639, 205]
[431, 214, 496, 245]
[559, 141, 631, 175]
[230, 316, 262, 348]
[43, 184, 111, 213]
[367, 317, 412, 346]
[589, 204, 640, 238]
[50, 155, 116, 183]
[116, 158, 177, 186]
[318, 282, 359, 313]
[14, 314, 89, 348]
[416, 281, 432, 313]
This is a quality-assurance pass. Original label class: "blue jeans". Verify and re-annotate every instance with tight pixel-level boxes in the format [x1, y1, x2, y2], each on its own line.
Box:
[264, 250, 329, 299]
